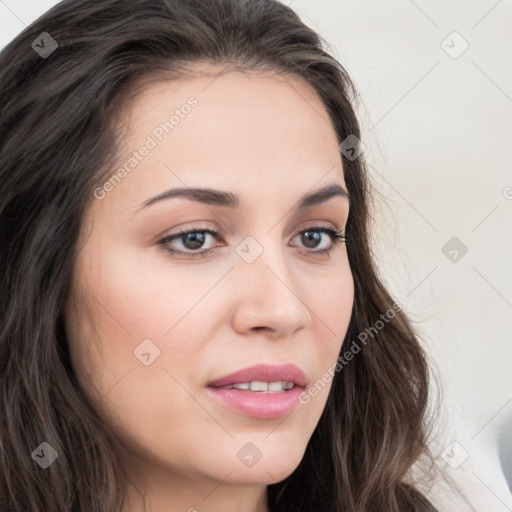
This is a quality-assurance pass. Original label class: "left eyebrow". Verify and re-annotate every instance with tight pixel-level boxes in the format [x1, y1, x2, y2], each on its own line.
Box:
[134, 182, 350, 214]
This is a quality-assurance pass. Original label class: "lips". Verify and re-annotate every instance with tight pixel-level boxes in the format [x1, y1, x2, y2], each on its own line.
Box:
[206, 364, 308, 419]
[207, 363, 307, 389]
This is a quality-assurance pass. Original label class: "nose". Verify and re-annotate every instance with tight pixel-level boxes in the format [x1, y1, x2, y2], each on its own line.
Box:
[229, 239, 313, 338]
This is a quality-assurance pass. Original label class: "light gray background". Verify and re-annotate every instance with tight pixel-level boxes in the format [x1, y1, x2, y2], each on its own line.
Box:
[1, 0, 511, 510]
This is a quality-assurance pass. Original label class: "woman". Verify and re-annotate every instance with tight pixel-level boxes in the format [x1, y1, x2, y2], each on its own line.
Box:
[0, 0, 439, 510]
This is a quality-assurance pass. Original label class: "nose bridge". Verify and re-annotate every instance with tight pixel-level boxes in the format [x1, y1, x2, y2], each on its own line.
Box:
[236, 230, 292, 291]
[230, 230, 312, 335]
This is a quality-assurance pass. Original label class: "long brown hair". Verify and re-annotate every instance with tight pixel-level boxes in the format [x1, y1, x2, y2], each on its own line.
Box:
[0, 0, 438, 510]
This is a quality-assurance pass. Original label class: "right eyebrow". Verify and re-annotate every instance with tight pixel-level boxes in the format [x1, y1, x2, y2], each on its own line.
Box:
[134, 181, 349, 214]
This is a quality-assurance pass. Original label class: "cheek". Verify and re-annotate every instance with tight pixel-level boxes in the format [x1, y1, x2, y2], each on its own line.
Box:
[310, 263, 354, 354]
[91, 244, 233, 333]
[65, 256, 212, 464]
[65, 244, 235, 415]
[71, 243, 226, 356]
[302, 263, 353, 404]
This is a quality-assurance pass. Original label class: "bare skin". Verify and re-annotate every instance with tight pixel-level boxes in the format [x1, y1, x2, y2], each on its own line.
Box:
[64, 65, 354, 512]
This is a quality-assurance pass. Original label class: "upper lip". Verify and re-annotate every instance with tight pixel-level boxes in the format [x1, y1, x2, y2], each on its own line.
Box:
[207, 363, 307, 388]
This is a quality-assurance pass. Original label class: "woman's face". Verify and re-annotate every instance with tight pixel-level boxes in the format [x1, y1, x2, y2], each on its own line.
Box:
[65, 66, 354, 506]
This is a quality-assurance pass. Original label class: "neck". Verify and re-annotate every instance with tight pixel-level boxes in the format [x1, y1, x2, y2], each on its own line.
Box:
[122, 466, 270, 512]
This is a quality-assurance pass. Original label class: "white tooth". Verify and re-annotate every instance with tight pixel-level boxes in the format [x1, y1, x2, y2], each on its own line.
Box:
[232, 382, 250, 390]
[268, 381, 283, 391]
[250, 381, 268, 391]
[283, 382, 294, 390]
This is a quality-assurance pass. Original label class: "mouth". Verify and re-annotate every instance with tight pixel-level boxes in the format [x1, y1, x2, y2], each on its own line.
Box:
[206, 363, 307, 419]
[209, 380, 297, 392]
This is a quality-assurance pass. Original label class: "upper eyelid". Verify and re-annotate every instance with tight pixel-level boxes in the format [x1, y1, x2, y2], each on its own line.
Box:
[162, 220, 342, 239]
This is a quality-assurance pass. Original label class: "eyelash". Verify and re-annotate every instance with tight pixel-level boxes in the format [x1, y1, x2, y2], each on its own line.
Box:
[158, 223, 348, 259]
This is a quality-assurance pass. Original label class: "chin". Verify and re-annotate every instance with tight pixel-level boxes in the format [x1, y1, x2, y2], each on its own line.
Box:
[225, 449, 304, 486]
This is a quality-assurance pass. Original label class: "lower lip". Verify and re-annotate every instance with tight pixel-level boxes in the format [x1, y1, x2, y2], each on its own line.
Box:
[206, 386, 304, 419]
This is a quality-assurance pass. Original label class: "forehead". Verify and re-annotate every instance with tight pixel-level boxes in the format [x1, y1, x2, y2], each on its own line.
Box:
[118, 65, 340, 160]
[91, 67, 346, 221]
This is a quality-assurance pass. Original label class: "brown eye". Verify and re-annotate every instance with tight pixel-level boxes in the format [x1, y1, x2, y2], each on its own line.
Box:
[299, 230, 326, 249]
[158, 225, 346, 259]
[159, 228, 219, 257]
[290, 227, 346, 256]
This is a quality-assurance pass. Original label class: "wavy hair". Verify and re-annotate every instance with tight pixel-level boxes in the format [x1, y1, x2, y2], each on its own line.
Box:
[0, 0, 438, 510]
